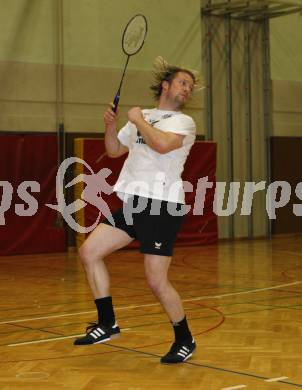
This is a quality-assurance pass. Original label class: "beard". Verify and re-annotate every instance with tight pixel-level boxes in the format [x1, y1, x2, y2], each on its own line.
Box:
[167, 92, 187, 109]
[174, 95, 187, 109]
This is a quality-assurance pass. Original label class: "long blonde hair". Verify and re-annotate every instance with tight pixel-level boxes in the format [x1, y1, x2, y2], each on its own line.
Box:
[150, 56, 199, 101]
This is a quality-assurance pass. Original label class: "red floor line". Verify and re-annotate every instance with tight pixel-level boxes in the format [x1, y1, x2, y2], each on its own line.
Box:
[132, 302, 225, 350]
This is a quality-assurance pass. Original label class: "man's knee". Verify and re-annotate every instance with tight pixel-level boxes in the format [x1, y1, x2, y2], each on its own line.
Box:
[146, 273, 168, 295]
[78, 242, 90, 266]
[78, 241, 102, 268]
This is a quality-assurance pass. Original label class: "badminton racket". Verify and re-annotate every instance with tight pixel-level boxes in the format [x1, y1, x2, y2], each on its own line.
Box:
[112, 14, 148, 112]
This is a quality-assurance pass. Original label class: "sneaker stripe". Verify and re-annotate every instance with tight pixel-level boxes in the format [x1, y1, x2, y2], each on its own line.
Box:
[74, 323, 121, 346]
[160, 339, 196, 364]
[183, 353, 193, 361]
[94, 337, 110, 344]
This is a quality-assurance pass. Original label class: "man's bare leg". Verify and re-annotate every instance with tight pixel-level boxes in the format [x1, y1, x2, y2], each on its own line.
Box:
[74, 223, 133, 346]
[144, 254, 184, 322]
[79, 223, 133, 298]
[144, 254, 196, 363]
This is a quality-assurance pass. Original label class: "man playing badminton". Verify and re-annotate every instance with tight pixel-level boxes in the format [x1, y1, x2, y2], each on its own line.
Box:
[74, 58, 197, 364]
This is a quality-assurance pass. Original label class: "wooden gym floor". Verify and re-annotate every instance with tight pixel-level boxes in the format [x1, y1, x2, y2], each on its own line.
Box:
[0, 235, 301, 390]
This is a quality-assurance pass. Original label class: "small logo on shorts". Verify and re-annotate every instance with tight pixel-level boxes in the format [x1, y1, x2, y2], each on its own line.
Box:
[154, 242, 162, 249]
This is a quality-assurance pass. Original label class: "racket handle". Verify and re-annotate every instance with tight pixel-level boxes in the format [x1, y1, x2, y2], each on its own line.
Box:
[112, 94, 120, 113]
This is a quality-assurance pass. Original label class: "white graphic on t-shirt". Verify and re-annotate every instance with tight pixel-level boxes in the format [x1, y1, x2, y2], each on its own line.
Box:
[135, 114, 174, 145]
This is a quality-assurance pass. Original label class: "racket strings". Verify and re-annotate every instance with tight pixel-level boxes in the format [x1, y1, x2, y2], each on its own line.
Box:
[112, 14, 147, 112]
[122, 15, 147, 56]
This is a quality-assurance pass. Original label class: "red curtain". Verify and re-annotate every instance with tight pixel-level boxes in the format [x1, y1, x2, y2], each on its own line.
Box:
[181, 141, 217, 245]
[0, 134, 66, 255]
[79, 139, 218, 247]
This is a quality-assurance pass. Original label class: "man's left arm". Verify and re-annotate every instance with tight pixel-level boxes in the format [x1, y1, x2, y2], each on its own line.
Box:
[128, 107, 185, 154]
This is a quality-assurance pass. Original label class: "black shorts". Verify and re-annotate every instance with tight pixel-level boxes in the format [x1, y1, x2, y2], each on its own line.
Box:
[103, 195, 185, 256]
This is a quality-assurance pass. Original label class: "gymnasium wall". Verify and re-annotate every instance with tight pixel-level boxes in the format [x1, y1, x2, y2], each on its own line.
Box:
[0, 1, 301, 242]
[270, 13, 302, 83]
[200, 8, 302, 239]
[1, 2, 301, 138]
[270, 13, 302, 137]
[269, 13, 302, 235]
[202, 17, 268, 239]
[0, 0, 203, 134]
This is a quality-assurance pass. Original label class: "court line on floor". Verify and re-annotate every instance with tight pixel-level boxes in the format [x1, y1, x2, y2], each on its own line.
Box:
[3, 308, 272, 346]
[1, 281, 301, 326]
[265, 377, 289, 382]
[103, 343, 302, 388]
[0, 283, 231, 315]
[5, 302, 302, 344]
[7, 339, 302, 388]
[2, 292, 301, 338]
[83, 342, 302, 388]
[3, 338, 302, 388]
[4, 317, 302, 388]
[5, 282, 302, 347]
[23, 293, 302, 334]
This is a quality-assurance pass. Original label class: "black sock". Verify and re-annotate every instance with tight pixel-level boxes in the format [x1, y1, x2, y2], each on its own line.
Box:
[172, 316, 192, 343]
[94, 296, 115, 327]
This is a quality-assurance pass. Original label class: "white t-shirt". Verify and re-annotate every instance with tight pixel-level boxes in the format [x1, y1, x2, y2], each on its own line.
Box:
[113, 108, 196, 204]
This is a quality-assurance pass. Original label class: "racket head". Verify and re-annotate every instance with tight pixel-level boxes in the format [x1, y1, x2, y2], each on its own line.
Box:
[122, 14, 148, 56]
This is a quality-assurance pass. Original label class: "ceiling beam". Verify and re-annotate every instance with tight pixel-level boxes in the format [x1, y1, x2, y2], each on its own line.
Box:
[202, 0, 302, 19]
